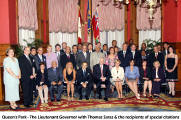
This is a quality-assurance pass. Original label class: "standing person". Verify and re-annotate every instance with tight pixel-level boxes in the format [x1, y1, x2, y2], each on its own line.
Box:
[148, 45, 164, 69]
[157, 44, 162, 53]
[96, 42, 102, 50]
[111, 60, 124, 99]
[101, 44, 109, 57]
[130, 44, 142, 67]
[118, 43, 130, 69]
[61, 42, 67, 53]
[114, 46, 119, 56]
[165, 46, 178, 97]
[48, 61, 64, 102]
[112, 40, 118, 48]
[61, 46, 76, 69]
[63, 62, 76, 101]
[3, 48, 21, 110]
[90, 45, 104, 70]
[152, 61, 165, 98]
[77, 62, 93, 100]
[34, 47, 47, 71]
[93, 58, 111, 101]
[139, 60, 152, 97]
[36, 63, 49, 104]
[162, 42, 169, 57]
[88, 43, 94, 54]
[72, 45, 78, 62]
[105, 47, 118, 70]
[19, 47, 36, 107]
[30, 47, 38, 98]
[55, 44, 64, 70]
[44, 45, 58, 69]
[125, 60, 140, 99]
[140, 43, 150, 61]
[77, 43, 82, 53]
[76, 44, 90, 69]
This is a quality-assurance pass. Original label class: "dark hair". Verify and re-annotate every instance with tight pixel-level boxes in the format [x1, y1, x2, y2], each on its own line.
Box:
[129, 59, 135, 64]
[30, 47, 36, 51]
[109, 47, 115, 52]
[88, 43, 93, 46]
[96, 42, 101, 45]
[163, 42, 169, 45]
[103, 44, 108, 47]
[168, 45, 176, 54]
[55, 44, 61, 48]
[112, 40, 117, 43]
[39, 62, 45, 66]
[72, 45, 78, 49]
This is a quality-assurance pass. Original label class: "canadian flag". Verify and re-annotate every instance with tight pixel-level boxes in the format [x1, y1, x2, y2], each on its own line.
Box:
[78, 9, 82, 43]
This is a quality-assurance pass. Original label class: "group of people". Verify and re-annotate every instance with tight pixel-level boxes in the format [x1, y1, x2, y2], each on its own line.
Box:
[3, 40, 178, 110]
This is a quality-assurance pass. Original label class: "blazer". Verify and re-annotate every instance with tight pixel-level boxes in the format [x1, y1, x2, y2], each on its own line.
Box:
[148, 52, 164, 69]
[48, 67, 63, 83]
[76, 67, 93, 85]
[151, 67, 165, 83]
[34, 54, 47, 71]
[129, 50, 142, 67]
[76, 51, 90, 69]
[118, 50, 131, 68]
[60, 53, 76, 69]
[111, 66, 124, 82]
[93, 64, 111, 83]
[36, 70, 49, 86]
[29, 54, 37, 73]
[139, 67, 152, 83]
[18, 54, 33, 81]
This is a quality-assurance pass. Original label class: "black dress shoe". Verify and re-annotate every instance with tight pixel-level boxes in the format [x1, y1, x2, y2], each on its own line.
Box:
[56, 99, 60, 102]
[98, 96, 102, 99]
[85, 96, 89, 100]
[79, 96, 82, 100]
[154, 95, 159, 99]
[51, 99, 55, 102]
[104, 98, 108, 101]
[24, 105, 31, 108]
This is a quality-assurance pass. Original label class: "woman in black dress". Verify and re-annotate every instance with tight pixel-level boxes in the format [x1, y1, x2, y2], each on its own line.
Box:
[165, 46, 178, 97]
[63, 62, 76, 101]
[139, 60, 152, 97]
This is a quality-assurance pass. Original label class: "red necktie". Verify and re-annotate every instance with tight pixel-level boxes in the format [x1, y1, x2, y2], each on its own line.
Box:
[101, 65, 103, 77]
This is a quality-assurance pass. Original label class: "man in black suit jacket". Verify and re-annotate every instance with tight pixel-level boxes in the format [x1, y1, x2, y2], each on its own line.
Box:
[34, 47, 47, 71]
[19, 47, 36, 107]
[60, 46, 76, 69]
[77, 62, 93, 100]
[76, 45, 90, 69]
[118, 43, 131, 68]
[55, 44, 64, 70]
[148, 46, 164, 69]
[48, 61, 64, 101]
[130, 44, 142, 67]
[93, 58, 111, 101]
[60, 42, 67, 54]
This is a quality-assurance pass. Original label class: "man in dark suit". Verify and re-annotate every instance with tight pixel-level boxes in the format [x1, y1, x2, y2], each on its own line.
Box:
[162, 42, 169, 57]
[19, 47, 36, 107]
[140, 43, 151, 61]
[93, 57, 111, 101]
[60, 42, 67, 54]
[118, 43, 131, 68]
[60, 46, 76, 69]
[130, 44, 142, 67]
[76, 44, 90, 69]
[101, 44, 109, 57]
[48, 61, 64, 101]
[148, 45, 164, 69]
[77, 62, 93, 100]
[55, 44, 64, 70]
[72, 45, 78, 62]
[34, 47, 47, 71]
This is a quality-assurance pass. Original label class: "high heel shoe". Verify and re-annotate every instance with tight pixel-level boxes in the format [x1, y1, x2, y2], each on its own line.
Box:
[10, 105, 16, 110]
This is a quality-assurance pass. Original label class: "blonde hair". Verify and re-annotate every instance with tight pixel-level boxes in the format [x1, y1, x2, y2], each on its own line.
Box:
[115, 59, 120, 64]
[66, 62, 73, 70]
[47, 45, 52, 48]
[153, 61, 160, 68]
[6, 48, 14, 56]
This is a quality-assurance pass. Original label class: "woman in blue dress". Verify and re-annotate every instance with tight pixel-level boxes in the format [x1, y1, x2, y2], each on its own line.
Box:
[3, 48, 21, 110]
[125, 60, 140, 99]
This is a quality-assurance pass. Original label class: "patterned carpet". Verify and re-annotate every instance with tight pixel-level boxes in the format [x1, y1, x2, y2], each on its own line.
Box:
[0, 93, 181, 111]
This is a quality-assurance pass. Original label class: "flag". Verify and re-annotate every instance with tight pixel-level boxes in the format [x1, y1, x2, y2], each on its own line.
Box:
[92, 8, 100, 43]
[78, 8, 82, 43]
[87, 0, 91, 35]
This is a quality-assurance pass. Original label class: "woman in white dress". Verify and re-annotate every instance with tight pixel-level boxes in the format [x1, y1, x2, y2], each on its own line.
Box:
[3, 48, 21, 110]
[111, 60, 124, 99]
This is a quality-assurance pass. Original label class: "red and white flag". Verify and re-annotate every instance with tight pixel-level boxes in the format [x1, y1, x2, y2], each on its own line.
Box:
[92, 8, 100, 43]
[78, 9, 82, 43]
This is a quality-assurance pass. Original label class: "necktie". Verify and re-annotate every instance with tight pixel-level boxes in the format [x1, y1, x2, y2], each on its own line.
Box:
[27, 56, 32, 65]
[155, 53, 158, 59]
[67, 55, 70, 59]
[123, 51, 125, 58]
[83, 70, 86, 77]
[57, 53, 60, 61]
[101, 65, 103, 77]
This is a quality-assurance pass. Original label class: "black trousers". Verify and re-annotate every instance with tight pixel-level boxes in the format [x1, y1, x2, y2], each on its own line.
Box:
[32, 78, 38, 97]
[78, 82, 93, 98]
[152, 81, 161, 95]
[21, 78, 33, 106]
[96, 80, 110, 98]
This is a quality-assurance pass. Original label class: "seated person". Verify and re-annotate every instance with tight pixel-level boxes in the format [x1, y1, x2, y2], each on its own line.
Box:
[77, 62, 93, 100]
[152, 61, 165, 98]
[139, 60, 152, 97]
[93, 58, 111, 101]
[111, 60, 124, 99]
[63, 62, 76, 101]
[48, 61, 64, 102]
[36, 63, 49, 104]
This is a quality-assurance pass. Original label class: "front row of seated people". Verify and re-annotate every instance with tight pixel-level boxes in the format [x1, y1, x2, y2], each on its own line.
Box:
[35, 58, 166, 103]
